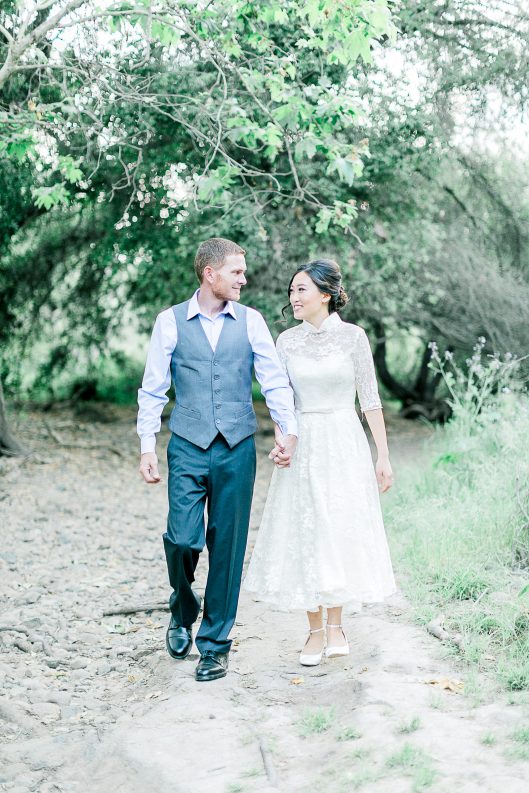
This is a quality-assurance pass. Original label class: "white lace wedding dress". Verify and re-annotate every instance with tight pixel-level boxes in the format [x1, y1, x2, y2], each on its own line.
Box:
[244, 312, 396, 611]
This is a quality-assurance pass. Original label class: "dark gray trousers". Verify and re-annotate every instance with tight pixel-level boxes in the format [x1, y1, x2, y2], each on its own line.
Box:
[163, 432, 256, 654]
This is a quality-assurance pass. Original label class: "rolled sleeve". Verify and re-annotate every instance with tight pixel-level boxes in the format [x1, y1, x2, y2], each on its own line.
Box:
[247, 308, 298, 437]
[137, 309, 177, 452]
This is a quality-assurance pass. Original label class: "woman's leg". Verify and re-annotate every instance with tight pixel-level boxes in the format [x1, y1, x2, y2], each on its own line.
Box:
[326, 606, 347, 648]
[303, 606, 324, 653]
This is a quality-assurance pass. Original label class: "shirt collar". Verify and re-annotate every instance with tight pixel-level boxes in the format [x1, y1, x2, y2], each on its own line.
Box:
[302, 311, 342, 334]
[187, 289, 237, 320]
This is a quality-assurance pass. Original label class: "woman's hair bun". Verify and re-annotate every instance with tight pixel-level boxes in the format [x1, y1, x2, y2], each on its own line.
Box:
[335, 285, 349, 311]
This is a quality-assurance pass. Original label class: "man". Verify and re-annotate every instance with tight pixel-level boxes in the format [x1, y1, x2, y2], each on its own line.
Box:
[137, 238, 297, 681]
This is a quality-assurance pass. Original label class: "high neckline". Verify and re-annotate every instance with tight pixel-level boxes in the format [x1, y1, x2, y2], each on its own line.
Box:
[302, 311, 342, 334]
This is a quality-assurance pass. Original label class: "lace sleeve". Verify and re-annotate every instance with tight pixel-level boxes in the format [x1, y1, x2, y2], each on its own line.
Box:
[353, 329, 382, 412]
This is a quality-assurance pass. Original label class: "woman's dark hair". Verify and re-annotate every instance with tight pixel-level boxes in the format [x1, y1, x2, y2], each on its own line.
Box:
[282, 258, 349, 318]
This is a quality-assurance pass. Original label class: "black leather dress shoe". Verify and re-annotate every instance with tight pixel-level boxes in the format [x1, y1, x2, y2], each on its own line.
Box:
[166, 616, 193, 660]
[195, 651, 228, 682]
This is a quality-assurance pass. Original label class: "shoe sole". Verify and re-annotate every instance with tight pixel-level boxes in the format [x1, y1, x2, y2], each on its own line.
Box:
[325, 649, 350, 659]
[195, 670, 227, 682]
[165, 633, 193, 660]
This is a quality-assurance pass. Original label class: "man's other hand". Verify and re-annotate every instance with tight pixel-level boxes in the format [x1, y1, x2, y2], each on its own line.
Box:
[139, 452, 161, 483]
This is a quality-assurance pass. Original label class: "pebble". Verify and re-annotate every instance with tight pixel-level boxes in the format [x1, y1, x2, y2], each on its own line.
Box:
[27, 689, 49, 704]
[26, 702, 61, 723]
[16, 587, 44, 605]
[70, 669, 90, 681]
[70, 657, 90, 670]
[46, 692, 71, 706]
[114, 645, 133, 656]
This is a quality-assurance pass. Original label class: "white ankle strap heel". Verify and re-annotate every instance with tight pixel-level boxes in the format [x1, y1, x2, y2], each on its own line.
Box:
[325, 624, 350, 658]
[299, 627, 325, 667]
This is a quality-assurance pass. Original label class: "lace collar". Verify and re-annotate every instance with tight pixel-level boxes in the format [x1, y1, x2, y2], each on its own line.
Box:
[301, 312, 342, 335]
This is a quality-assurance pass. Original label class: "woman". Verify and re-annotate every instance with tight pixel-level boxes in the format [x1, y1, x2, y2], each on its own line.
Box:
[243, 259, 396, 665]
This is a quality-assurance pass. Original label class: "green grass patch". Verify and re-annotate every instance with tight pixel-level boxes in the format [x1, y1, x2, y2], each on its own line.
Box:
[386, 744, 438, 789]
[298, 706, 336, 737]
[385, 394, 529, 691]
[344, 768, 380, 790]
[480, 732, 497, 746]
[512, 725, 529, 743]
[396, 716, 421, 734]
[336, 726, 362, 741]
[386, 743, 430, 769]
[348, 747, 371, 761]
[505, 744, 529, 762]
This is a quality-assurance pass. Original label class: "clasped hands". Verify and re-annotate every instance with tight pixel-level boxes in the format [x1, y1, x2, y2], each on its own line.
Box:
[268, 425, 297, 469]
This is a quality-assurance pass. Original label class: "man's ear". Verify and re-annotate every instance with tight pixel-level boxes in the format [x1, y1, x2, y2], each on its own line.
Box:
[203, 265, 215, 284]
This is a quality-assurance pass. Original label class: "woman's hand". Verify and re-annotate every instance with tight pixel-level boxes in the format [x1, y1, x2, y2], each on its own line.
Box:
[376, 455, 394, 493]
[268, 423, 296, 468]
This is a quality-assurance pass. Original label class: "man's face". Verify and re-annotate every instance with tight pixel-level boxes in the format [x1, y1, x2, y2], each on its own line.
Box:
[207, 254, 247, 302]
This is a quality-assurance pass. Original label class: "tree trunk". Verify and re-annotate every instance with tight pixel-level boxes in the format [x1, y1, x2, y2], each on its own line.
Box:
[0, 378, 27, 456]
[371, 321, 451, 422]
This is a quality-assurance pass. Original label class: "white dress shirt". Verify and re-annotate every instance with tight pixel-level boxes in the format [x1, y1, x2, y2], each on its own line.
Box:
[137, 290, 298, 454]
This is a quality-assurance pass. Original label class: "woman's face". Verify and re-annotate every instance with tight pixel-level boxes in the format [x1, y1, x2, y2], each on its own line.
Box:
[289, 272, 330, 322]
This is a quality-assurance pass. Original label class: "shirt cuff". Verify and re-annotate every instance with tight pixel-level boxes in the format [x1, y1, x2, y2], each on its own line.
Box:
[282, 421, 298, 438]
[140, 435, 156, 454]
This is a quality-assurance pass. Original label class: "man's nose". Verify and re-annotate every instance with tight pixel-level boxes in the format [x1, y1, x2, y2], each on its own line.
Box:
[239, 275, 247, 285]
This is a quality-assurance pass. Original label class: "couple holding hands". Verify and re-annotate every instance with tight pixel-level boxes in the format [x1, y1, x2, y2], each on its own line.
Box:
[137, 238, 395, 682]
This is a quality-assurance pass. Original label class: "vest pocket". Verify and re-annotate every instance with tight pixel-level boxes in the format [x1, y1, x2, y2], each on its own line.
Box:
[175, 404, 201, 419]
[235, 404, 254, 419]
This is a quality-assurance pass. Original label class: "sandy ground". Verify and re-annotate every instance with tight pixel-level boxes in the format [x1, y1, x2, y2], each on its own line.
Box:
[1, 403, 529, 793]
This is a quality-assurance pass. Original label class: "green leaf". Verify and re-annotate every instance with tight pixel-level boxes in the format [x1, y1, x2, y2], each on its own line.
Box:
[6, 137, 35, 160]
[58, 156, 83, 184]
[294, 135, 318, 160]
[32, 183, 71, 209]
[326, 155, 362, 186]
[315, 207, 333, 234]
[151, 20, 182, 45]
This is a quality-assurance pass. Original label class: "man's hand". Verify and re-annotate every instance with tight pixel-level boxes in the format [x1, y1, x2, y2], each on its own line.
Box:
[139, 452, 161, 484]
[269, 429, 297, 469]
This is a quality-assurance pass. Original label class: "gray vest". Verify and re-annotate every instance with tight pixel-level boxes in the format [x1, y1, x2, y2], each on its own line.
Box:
[167, 300, 258, 449]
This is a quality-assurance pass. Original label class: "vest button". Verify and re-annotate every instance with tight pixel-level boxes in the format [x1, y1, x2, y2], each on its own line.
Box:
[213, 361, 219, 366]
[215, 404, 221, 409]
[215, 419, 220, 425]
[215, 389, 220, 394]
[214, 375, 220, 380]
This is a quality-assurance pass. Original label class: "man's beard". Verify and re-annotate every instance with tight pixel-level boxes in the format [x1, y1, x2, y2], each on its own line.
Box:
[211, 283, 241, 302]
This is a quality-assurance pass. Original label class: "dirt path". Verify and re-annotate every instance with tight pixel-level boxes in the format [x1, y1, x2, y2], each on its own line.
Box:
[1, 405, 529, 793]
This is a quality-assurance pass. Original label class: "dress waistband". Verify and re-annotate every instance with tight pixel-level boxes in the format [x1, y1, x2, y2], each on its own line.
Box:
[296, 406, 356, 414]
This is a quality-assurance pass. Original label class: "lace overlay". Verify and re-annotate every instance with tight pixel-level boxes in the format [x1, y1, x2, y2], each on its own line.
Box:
[244, 312, 396, 611]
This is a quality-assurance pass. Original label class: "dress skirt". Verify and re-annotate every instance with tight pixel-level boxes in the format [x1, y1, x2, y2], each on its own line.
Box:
[243, 408, 396, 611]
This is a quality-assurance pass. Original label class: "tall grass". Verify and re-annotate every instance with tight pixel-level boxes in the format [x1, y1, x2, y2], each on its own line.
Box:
[386, 341, 529, 690]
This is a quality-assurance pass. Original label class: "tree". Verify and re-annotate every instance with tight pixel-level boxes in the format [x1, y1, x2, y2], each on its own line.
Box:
[0, 0, 396, 453]
[2, 0, 529, 447]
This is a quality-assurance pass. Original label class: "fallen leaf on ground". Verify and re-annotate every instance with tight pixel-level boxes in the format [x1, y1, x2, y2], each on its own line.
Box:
[425, 677, 464, 693]
[290, 677, 304, 685]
